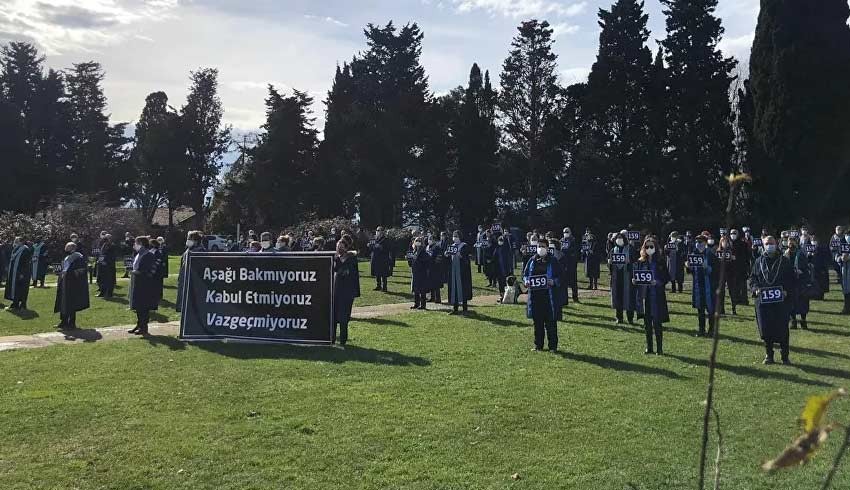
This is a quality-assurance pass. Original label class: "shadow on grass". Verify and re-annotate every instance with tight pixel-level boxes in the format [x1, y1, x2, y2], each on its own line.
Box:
[102, 296, 129, 305]
[193, 342, 431, 366]
[355, 317, 411, 328]
[159, 299, 176, 308]
[144, 335, 186, 350]
[61, 328, 103, 342]
[465, 311, 527, 328]
[150, 311, 170, 323]
[163, 284, 176, 290]
[555, 351, 686, 380]
[808, 309, 844, 316]
[8, 308, 39, 319]
[668, 354, 832, 387]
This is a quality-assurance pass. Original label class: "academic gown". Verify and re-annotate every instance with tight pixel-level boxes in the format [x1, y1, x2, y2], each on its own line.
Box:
[5, 245, 33, 303]
[583, 240, 601, 279]
[664, 240, 687, 284]
[333, 252, 360, 326]
[130, 249, 159, 312]
[635, 255, 670, 323]
[475, 231, 486, 266]
[837, 249, 850, 295]
[176, 244, 206, 312]
[690, 248, 719, 313]
[749, 254, 795, 343]
[610, 244, 637, 312]
[426, 243, 444, 291]
[409, 247, 432, 294]
[560, 238, 580, 285]
[788, 249, 810, 316]
[446, 242, 473, 304]
[369, 237, 393, 277]
[523, 255, 563, 322]
[493, 241, 514, 279]
[96, 242, 117, 290]
[54, 252, 90, 315]
[31, 242, 49, 282]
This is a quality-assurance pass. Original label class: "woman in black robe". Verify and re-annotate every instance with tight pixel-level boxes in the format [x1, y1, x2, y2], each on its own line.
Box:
[426, 236, 444, 304]
[582, 233, 601, 290]
[749, 236, 795, 364]
[333, 239, 360, 346]
[408, 237, 431, 310]
[129, 236, 159, 336]
[4, 237, 32, 310]
[176, 230, 206, 313]
[608, 232, 637, 324]
[633, 237, 669, 355]
[445, 230, 473, 315]
[54, 242, 90, 330]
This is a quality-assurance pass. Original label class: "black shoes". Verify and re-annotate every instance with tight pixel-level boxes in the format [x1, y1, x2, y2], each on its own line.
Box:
[763, 355, 775, 365]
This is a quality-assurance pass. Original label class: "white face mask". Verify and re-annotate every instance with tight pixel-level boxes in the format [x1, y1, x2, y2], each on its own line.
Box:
[186, 240, 195, 248]
[730, 234, 738, 240]
[615, 238, 624, 247]
[670, 237, 676, 243]
[707, 239, 715, 246]
[261, 240, 271, 249]
[646, 247, 656, 256]
[275, 243, 285, 250]
[563, 232, 571, 238]
[134, 244, 141, 252]
[537, 247, 548, 257]
[498, 240, 504, 245]
[812, 242, 818, 246]
[453, 237, 461, 244]
[846, 235, 850, 244]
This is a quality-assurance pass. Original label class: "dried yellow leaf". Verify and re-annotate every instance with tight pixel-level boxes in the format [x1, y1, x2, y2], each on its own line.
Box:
[799, 389, 847, 433]
[762, 428, 831, 473]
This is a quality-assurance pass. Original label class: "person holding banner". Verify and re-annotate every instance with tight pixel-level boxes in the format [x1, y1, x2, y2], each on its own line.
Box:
[665, 231, 686, 293]
[30, 237, 48, 288]
[609, 232, 637, 325]
[4, 237, 32, 311]
[54, 242, 89, 330]
[369, 227, 392, 292]
[176, 231, 205, 313]
[633, 237, 669, 355]
[750, 236, 795, 364]
[333, 239, 360, 346]
[408, 237, 431, 310]
[686, 234, 718, 337]
[837, 232, 850, 314]
[523, 238, 562, 352]
[582, 233, 601, 290]
[446, 231, 473, 315]
[426, 235, 444, 304]
[128, 236, 158, 336]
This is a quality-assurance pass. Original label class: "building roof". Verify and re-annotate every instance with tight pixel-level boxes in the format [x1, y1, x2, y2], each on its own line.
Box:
[151, 206, 196, 227]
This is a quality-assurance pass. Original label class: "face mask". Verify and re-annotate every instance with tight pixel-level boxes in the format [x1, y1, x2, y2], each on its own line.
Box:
[275, 243, 284, 250]
[415, 243, 423, 249]
[453, 237, 460, 244]
[646, 247, 656, 256]
[134, 244, 141, 252]
[670, 237, 676, 243]
[498, 240, 504, 245]
[846, 235, 850, 244]
[696, 244, 706, 252]
[730, 234, 738, 240]
[186, 240, 195, 248]
[261, 241, 271, 249]
[537, 247, 548, 257]
[764, 244, 777, 254]
[707, 239, 715, 246]
[615, 238, 624, 247]
[812, 241, 818, 246]
[563, 232, 571, 238]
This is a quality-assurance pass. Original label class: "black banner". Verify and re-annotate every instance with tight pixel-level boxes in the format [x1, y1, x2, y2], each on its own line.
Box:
[179, 252, 335, 344]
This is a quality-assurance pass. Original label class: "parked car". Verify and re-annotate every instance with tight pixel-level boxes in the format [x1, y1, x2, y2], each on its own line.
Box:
[202, 234, 230, 251]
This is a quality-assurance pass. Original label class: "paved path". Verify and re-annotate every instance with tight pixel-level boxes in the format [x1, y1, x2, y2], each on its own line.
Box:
[0, 288, 609, 353]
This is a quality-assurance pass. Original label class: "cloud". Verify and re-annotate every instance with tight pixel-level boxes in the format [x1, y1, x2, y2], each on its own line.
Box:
[560, 66, 590, 83]
[0, 0, 178, 54]
[718, 32, 754, 60]
[303, 14, 349, 27]
[450, 0, 587, 19]
[227, 80, 291, 92]
[550, 21, 579, 37]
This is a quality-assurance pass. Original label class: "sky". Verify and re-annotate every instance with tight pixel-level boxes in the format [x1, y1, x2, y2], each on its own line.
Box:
[0, 0, 762, 134]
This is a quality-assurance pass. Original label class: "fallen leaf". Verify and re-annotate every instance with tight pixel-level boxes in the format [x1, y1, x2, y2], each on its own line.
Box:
[511, 473, 520, 480]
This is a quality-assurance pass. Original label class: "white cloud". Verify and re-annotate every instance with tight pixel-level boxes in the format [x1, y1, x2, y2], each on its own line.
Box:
[718, 32, 754, 60]
[451, 0, 587, 19]
[227, 80, 291, 93]
[550, 22, 579, 37]
[560, 66, 590, 83]
[303, 14, 349, 28]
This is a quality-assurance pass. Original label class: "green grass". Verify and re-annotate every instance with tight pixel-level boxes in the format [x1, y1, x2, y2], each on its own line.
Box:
[1, 273, 849, 489]
[0, 258, 506, 336]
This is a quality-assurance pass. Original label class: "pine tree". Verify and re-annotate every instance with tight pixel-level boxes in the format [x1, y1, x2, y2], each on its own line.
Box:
[315, 63, 357, 218]
[661, 0, 737, 224]
[499, 20, 562, 226]
[747, 0, 850, 228]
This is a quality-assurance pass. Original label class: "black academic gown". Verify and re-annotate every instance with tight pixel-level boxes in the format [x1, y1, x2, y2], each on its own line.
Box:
[446, 242, 473, 304]
[97, 241, 117, 293]
[749, 253, 795, 343]
[369, 237, 393, 277]
[176, 244, 206, 312]
[130, 249, 160, 312]
[409, 247, 432, 294]
[54, 252, 90, 315]
[5, 245, 33, 303]
[333, 252, 360, 327]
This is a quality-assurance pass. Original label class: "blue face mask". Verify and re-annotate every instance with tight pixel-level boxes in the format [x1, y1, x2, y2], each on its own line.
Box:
[696, 243, 706, 252]
[764, 244, 777, 254]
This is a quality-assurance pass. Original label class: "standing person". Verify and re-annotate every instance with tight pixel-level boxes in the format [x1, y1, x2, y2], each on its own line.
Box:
[121, 232, 134, 278]
[582, 233, 601, 290]
[750, 236, 795, 364]
[686, 234, 719, 337]
[561, 227, 580, 303]
[715, 235, 738, 315]
[0, 238, 10, 287]
[54, 242, 89, 330]
[785, 237, 810, 329]
[408, 237, 431, 310]
[475, 225, 486, 273]
[368, 227, 392, 292]
[634, 237, 669, 355]
[837, 231, 850, 314]
[523, 238, 562, 352]
[176, 231, 205, 313]
[333, 239, 360, 346]
[549, 239, 569, 310]
[445, 230, 473, 315]
[259, 232, 275, 253]
[31, 237, 49, 288]
[810, 234, 831, 297]
[275, 236, 291, 252]
[70, 233, 87, 261]
[664, 231, 687, 293]
[831, 226, 846, 283]
[4, 237, 32, 310]
[150, 238, 165, 302]
[96, 234, 117, 298]
[128, 236, 158, 336]
[157, 236, 169, 286]
[729, 229, 751, 306]
[608, 232, 637, 324]
[493, 233, 514, 297]
[426, 235, 444, 304]
[482, 230, 496, 287]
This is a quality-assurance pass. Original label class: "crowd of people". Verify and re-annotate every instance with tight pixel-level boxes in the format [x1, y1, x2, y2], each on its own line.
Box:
[3, 223, 849, 364]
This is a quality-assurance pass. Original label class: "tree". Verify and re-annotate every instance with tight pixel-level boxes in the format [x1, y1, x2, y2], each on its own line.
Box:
[0, 94, 35, 212]
[131, 91, 189, 226]
[181, 68, 230, 228]
[498, 20, 562, 226]
[747, 0, 850, 229]
[661, 0, 737, 225]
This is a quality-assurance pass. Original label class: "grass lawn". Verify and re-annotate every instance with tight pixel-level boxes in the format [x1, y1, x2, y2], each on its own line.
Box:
[1, 272, 849, 489]
[0, 257, 505, 337]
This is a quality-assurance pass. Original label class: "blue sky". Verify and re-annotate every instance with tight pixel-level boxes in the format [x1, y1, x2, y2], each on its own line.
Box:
[0, 0, 761, 132]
